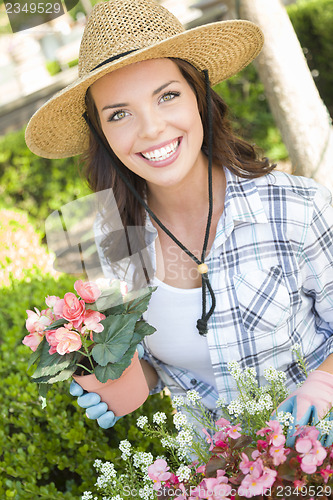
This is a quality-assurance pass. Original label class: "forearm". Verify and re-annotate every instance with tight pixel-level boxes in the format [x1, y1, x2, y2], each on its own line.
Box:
[317, 352, 333, 375]
[140, 359, 159, 391]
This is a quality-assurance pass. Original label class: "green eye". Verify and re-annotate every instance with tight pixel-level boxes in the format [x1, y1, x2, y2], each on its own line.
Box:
[112, 111, 127, 121]
[160, 91, 180, 103]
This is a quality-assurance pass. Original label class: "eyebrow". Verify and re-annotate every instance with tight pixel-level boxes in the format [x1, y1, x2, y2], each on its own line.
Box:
[101, 80, 179, 111]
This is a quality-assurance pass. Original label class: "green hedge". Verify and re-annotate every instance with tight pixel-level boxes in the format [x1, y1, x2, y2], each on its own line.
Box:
[0, 129, 91, 233]
[287, 0, 333, 117]
[215, 65, 288, 162]
[0, 271, 173, 499]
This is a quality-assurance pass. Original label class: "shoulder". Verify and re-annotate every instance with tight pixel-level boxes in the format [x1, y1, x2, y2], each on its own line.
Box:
[255, 170, 331, 202]
[253, 170, 332, 218]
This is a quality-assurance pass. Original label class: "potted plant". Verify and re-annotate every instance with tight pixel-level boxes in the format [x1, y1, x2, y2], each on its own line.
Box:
[22, 279, 156, 415]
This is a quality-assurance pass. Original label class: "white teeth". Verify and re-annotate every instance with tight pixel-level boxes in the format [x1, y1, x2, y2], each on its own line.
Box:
[141, 140, 179, 161]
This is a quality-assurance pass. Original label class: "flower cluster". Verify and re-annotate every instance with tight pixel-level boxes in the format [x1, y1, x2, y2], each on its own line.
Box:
[84, 363, 333, 500]
[22, 280, 105, 355]
[22, 279, 156, 401]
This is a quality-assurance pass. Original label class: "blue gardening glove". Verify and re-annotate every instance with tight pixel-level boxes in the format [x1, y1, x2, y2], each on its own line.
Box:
[70, 345, 145, 429]
[272, 370, 333, 447]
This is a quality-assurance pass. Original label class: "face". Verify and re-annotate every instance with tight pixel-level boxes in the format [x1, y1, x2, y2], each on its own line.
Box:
[90, 58, 206, 192]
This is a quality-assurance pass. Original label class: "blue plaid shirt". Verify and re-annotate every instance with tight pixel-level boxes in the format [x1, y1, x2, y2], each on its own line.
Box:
[141, 169, 333, 410]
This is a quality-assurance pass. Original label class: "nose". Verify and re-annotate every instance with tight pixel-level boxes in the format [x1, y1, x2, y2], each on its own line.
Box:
[137, 106, 165, 140]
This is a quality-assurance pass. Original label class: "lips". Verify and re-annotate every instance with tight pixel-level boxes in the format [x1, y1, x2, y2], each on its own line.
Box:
[139, 138, 180, 162]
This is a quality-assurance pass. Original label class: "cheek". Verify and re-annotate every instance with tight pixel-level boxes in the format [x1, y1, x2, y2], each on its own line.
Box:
[102, 127, 133, 159]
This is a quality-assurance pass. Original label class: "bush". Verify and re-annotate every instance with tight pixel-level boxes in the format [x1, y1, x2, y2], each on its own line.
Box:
[214, 65, 288, 162]
[0, 271, 173, 499]
[0, 129, 91, 233]
[287, 0, 333, 117]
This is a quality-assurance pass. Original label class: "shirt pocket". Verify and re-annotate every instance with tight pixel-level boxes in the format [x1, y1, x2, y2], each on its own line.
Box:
[233, 266, 291, 333]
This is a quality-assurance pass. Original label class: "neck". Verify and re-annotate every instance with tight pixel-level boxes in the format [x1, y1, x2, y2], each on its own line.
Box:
[147, 163, 225, 227]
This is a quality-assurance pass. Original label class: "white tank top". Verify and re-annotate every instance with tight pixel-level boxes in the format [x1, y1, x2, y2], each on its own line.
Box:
[145, 277, 217, 389]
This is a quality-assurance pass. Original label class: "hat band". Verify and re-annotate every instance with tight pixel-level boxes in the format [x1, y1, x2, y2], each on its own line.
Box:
[91, 48, 139, 72]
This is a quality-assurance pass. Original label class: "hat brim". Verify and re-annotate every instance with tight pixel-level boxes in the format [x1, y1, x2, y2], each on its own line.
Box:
[25, 20, 263, 159]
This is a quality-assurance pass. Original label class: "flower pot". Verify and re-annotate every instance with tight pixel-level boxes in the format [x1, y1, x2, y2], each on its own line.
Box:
[73, 351, 149, 416]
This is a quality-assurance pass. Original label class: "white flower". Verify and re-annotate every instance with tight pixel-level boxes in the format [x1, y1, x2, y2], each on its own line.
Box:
[161, 436, 177, 448]
[176, 465, 191, 482]
[110, 496, 124, 500]
[263, 366, 280, 382]
[176, 429, 193, 447]
[227, 399, 244, 417]
[133, 451, 154, 471]
[173, 412, 188, 430]
[216, 396, 226, 408]
[82, 492, 94, 500]
[136, 415, 149, 429]
[291, 343, 301, 353]
[172, 395, 185, 408]
[96, 476, 109, 490]
[100, 462, 117, 478]
[153, 412, 167, 425]
[119, 439, 132, 459]
[317, 419, 333, 435]
[139, 483, 155, 500]
[93, 459, 102, 470]
[186, 389, 201, 405]
[277, 411, 294, 429]
[227, 360, 242, 381]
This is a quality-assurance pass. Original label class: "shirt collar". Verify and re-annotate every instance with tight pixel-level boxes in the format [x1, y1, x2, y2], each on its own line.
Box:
[213, 168, 268, 250]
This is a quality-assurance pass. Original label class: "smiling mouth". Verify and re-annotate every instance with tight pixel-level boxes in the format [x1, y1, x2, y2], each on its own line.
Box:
[140, 139, 180, 162]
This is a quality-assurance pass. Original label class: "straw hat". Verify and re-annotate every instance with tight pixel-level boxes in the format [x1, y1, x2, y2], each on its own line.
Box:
[25, 0, 264, 159]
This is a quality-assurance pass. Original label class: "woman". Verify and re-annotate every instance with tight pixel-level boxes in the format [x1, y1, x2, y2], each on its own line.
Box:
[25, 0, 333, 439]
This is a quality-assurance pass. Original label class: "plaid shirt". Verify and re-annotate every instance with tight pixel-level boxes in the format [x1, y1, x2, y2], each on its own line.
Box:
[141, 169, 333, 410]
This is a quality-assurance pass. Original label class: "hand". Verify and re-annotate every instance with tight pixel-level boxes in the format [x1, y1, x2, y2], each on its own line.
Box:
[69, 345, 145, 429]
[274, 370, 333, 446]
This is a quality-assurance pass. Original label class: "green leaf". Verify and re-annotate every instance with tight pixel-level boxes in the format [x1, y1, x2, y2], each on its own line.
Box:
[45, 318, 67, 329]
[124, 287, 156, 315]
[89, 282, 124, 312]
[38, 383, 49, 400]
[94, 344, 137, 383]
[92, 313, 140, 366]
[31, 341, 77, 378]
[27, 337, 46, 369]
[132, 320, 156, 344]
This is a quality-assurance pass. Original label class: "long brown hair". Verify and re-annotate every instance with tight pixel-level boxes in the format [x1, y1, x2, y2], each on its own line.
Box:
[83, 58, 274, 284]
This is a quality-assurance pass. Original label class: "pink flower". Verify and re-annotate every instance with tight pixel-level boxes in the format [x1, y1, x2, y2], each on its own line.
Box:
[45, 329, 58, 355]
[22, 331, 44, 351]
[257, 420, 285, 447]
[198, 470, 232, 500]
[320, 468, 333, 483]
[25, 308, 52, 333]
[54, 327, 82, 355]
[239, 453, 256, 475]
[74, 280, 101, 303]
[216, 418, 231, 428]
[239, 459, 277, 498]
[226, 424, 242, 440]
[202, 428, 215, 451]
[295, 426, 327, 474]
[82, 309, 106, 333]
[45, 295, 60, 308]
[148, 459, 172, 491]
[62, 293, 85, 328]
[269, 445, 288, 466]
[53, 298, 65, 319]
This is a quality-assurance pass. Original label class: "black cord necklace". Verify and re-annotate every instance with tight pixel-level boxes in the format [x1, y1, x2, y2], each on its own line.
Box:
[83, 69, 216, 335]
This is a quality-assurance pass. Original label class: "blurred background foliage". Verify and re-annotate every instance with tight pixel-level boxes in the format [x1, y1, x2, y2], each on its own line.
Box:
[0, 0, 332, 497]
